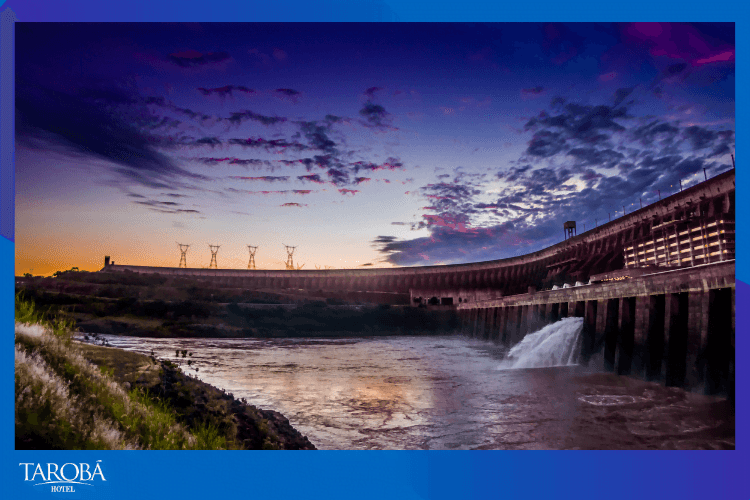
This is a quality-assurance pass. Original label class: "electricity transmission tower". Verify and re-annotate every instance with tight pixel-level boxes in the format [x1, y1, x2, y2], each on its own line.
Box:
[247, 245, 258, 270]
[208, 244, 220, 269]
[283, 244, 296, 270]
[177, 243, 190, 268]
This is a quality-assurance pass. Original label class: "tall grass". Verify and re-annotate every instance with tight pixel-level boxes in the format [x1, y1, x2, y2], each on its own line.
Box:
[15, 292, 76, 344]
[14, 294, 231, 450]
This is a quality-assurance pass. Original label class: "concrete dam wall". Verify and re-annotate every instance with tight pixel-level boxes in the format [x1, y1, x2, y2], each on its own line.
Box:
[101, 169, 735, 396]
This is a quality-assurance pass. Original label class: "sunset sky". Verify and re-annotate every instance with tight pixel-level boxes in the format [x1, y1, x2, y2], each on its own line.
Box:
[15, 22, 735, 275]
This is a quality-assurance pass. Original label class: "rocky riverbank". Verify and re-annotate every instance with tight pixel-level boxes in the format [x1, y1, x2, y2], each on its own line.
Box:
[15, 313, 316, 450]
[78, 341, 317, 450]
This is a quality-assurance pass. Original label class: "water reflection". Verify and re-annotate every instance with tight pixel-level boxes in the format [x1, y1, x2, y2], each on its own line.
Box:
[95, 334, 734, 450]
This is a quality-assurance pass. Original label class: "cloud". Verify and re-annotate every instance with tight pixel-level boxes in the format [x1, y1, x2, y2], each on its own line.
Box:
[682, 125, 730, 150]
[624, 23, 734, 67]
[197, 85, 255, 98]
[352, 157, 405, 173]
[281, 202, 306, 207]
[298, 121, 337, 153]
[132, 197, 202, 215]
[227, 110, 287, 126]
[630, 120, 681, 148]
[296, 155, 338, 172]
[297, 174, 327, 184]
[359, 101, 395, 129]
[16, 82, 210, 190]
[193, 137, 222, 148]
[230, 176, 290, 182]
[373, 223, 524, 266]
[245, 190, 314, 196]
[694, 50, 734, 66]
[199, 157, 272, 168]
[566, 147, 625, 169]
[167, 50, 231, 68]
[526, 130, 567, 158]
[523, 101, 630, 156]
[364, 86, 383, 99]
[354, 177, 371, 184]
[274, 88, 301, 102]
[521, 86, 545, 96]
[373, 89, 733, 265]
[326, 167, 350, 186]
[144, 96, 220, 126]
[338, 188, 359, 196]
[227, 137, 307, 152]
[613, 87, 634, 107]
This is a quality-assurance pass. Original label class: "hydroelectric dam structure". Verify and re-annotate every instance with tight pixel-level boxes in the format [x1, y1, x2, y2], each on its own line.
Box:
[102, 169, 735, 396]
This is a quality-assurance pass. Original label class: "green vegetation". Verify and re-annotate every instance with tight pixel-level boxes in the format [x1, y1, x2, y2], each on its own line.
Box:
[15, 294, 315, 450]
[17, 273, 458, 339]
[15, 291, 76, 344]
[225, 301, 459, 337]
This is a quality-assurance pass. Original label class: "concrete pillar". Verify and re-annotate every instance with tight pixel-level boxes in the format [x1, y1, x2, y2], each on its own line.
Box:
[666, 292, 689, 388]
[616, 297, 636, 376]
[477, 308, 486, 338]
[603, 298, 620, 372]
[596, 299, 607, 337]
[582, 300, 598, 365]
[549, 302, 559, 322]
[499, 306, 511, 346]
[520, 305, 529, 338]
[480, 308, 489, 339]
[506, 306, 517, 345]
[514, 306, 524, 344]
[646, 294, 666, 381]
[559, 302, 569, 318]
[471, 308, 479, 338]
[489, 307, 500, 341]
[530, 304, 540, 333]
[631, 295, 650, 377]
[485, 307, 496, 340]
[574, 301, 585, 318]
[705, 288, 733, 396]
[685, 290, 706, 388]
[568, 301, 577, 318]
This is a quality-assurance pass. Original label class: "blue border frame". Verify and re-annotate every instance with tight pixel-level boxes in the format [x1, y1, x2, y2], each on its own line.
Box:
[2, 3, 745, 499]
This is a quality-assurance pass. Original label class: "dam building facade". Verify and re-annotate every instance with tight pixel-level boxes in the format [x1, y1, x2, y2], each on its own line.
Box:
[102, 169, 735, 396]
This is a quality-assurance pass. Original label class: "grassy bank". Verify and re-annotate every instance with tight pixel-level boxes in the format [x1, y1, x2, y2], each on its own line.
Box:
[15, 295, 315, 450]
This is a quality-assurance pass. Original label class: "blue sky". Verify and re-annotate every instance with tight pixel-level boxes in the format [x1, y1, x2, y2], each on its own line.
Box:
[15, 22, 735, 274]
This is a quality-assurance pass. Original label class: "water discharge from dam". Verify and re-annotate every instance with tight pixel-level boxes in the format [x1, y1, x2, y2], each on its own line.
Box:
[95, 323, 734, 450]
[499, 317, 583, 370]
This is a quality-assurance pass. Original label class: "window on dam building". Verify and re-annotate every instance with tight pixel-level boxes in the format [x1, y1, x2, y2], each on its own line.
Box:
[624, 215, 735, 268]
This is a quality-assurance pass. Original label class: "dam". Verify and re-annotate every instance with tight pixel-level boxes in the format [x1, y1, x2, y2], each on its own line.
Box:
[101, 169, 735, 397]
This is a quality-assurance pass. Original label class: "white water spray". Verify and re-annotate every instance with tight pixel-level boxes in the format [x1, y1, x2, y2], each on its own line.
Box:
[498, 317, 583, 370]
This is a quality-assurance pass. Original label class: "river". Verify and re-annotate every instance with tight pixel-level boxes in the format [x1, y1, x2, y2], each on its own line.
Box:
[93, 318, 734, 450]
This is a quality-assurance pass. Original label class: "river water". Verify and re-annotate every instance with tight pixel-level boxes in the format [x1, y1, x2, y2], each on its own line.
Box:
[93, 318, 734, 450]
